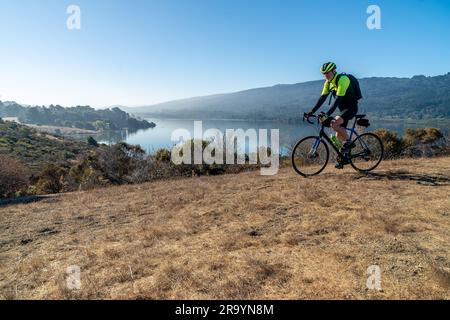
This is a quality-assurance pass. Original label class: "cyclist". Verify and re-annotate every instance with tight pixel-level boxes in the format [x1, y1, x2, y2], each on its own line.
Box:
[305, 62, 359, 169]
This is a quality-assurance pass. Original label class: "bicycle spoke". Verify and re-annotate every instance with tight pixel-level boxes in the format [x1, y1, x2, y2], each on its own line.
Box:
[349, 133, 384, 172]
[292, 137, 329, 177]
[350, 151, 368, 159]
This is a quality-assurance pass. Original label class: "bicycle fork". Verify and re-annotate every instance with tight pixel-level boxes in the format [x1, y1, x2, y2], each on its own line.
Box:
[309, 137, 322, 156]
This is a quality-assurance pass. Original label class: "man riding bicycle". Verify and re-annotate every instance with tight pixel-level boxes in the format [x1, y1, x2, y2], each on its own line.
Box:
[305, 62, 359, 169]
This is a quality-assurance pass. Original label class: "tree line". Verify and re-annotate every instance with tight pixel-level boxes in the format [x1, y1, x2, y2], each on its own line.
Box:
[0, 102, 155, 131]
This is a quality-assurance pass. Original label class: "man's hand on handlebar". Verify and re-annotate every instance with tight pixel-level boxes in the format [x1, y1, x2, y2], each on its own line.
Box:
[303, 111, 317, 124]
[303, 111, 333, 127]
[318, 111, 326, 120]
[303, 111, 314, 121]
[318, 112, 333, 127]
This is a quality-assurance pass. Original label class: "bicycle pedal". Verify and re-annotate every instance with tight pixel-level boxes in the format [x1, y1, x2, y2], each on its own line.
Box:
[339, 156, 350, 165]
[335, 163, 344, 169]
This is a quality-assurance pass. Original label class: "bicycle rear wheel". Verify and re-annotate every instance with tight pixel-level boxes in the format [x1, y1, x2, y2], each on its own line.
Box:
[292, 136, 329, 177]
[349, 132, 384, 172]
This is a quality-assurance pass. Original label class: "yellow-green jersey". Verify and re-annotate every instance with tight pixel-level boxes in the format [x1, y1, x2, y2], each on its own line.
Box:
[321, 74, 351, 97]
[311, 73, 359, 116]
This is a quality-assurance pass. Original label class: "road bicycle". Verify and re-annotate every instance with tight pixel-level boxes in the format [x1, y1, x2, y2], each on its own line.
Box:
[291, 113, 384, 177]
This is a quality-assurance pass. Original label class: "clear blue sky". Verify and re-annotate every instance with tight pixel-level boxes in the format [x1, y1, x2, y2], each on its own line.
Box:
[0, 0, 449, 107]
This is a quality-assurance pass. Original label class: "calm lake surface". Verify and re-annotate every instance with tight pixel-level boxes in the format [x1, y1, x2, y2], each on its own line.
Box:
[89, 118, 450, 155]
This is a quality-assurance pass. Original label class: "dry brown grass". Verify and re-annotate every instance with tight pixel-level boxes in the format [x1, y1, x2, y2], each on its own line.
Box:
[0, 156, 449, 300]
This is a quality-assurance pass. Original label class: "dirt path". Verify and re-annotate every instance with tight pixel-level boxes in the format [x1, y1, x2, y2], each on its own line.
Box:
[0, 157, 449, 299]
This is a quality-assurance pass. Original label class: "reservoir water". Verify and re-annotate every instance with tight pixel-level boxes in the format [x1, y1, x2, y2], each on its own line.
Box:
[89, 118, 450, 155]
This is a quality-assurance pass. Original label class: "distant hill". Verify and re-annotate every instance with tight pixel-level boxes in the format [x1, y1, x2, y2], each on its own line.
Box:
[125, 73, 450, 120]
[0, 103, 156, 131]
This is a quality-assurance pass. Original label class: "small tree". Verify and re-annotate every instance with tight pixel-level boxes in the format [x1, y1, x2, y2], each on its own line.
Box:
[87, 136, 99, 147]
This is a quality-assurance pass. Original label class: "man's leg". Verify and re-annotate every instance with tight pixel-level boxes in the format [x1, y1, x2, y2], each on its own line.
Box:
[331, 116, 348, 142]
[331, 116, 351, 169]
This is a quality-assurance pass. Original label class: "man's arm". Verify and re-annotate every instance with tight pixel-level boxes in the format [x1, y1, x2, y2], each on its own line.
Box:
[310, 81, 330, 113]
[326, 75, 350, 116]
[311, 94, 329, 113]
[326, 96, 343, 116]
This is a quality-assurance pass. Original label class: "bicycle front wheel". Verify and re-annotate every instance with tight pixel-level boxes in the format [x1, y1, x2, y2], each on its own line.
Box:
[292, 136, 329, 177]
[349, 132, 384, 172]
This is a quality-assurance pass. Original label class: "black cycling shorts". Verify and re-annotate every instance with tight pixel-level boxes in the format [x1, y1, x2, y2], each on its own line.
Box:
[339, 105, 358, 128]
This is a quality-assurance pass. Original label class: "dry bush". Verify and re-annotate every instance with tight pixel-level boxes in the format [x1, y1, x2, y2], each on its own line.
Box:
[374, 128, 404, 159]
[130, 157, 180, 183]
[98, 142, 146, 184]
[0, 154, 30, 198]
[401, 128, 449, 158]
[403, 128, 444, 146]
[129, 143, 262, 184]
[35, 164, 67, 194]
[375, 127, 449, 159]
[154, 148, 171, 162]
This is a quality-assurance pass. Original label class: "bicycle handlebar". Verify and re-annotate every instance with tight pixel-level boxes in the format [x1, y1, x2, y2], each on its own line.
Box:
[303, 114, 317, 125]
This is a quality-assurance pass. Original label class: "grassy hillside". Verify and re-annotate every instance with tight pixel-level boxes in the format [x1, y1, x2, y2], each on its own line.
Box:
[1, 157, 448, 299]
[126, 73, 450, 120]
[0, 120, 94, 172]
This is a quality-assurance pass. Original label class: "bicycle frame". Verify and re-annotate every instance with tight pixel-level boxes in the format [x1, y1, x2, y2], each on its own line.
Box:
[309, 117, 369, 160]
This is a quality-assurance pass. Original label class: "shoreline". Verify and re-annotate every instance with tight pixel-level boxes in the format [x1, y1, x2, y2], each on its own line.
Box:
[140, 116, 450, 123]
[25, 124, 101, 135]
